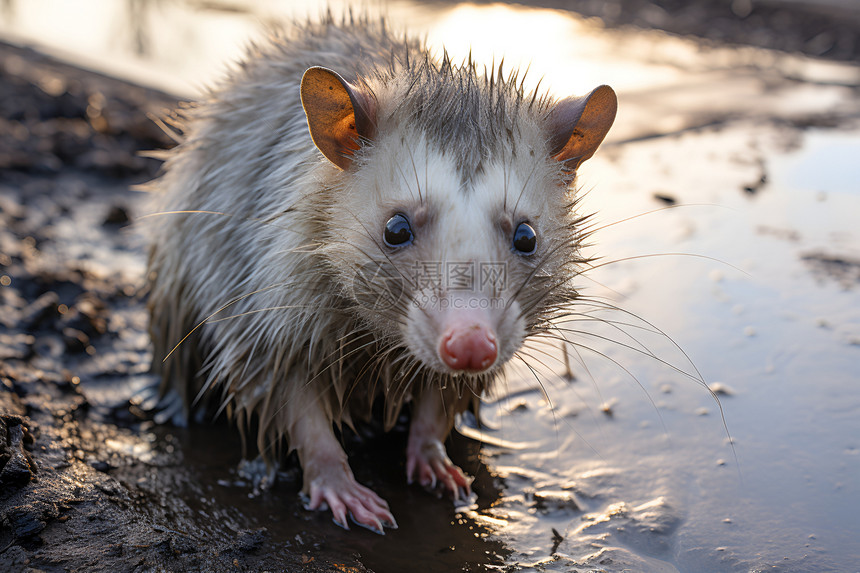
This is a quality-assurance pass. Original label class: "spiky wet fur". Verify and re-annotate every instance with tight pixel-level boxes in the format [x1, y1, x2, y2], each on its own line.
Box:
[145, 14, 591, 462]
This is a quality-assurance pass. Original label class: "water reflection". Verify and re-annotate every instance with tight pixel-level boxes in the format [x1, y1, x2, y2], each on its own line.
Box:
[2, 1, 859, 571]
[0, 0, 740, 99]
[127, 0, 156, 56]
[1, 0, 265, 94]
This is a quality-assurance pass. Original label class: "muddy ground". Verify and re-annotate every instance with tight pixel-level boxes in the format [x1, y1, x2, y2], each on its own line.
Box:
[1, 2, 859, 572]
[0, 32, 504, 573]
[0, 42, 315, 572]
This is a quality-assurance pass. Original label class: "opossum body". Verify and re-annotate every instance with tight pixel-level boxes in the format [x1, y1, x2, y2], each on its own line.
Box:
[146, 15, 616, 533]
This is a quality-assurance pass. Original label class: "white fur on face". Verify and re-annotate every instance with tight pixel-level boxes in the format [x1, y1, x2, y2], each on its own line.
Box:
[145, 16, 594, 459]
[328, 127, 563, 376]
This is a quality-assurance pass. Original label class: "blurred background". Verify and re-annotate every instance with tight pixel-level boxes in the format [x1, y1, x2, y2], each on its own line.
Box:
[1, 0, 859, 95]
[1, 2, 858, 572]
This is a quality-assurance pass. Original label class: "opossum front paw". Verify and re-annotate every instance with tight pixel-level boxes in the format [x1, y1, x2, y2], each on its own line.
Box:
[302, 473, 397, 534]
[406, 438, 472, 502]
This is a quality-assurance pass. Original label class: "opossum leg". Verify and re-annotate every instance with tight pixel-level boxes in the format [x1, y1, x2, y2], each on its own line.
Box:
[292, 398, 397, 533]
[406, 386, 473, 501]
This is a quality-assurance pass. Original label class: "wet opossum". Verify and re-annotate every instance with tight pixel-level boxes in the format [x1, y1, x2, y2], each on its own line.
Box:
[145, 14, 616, 534]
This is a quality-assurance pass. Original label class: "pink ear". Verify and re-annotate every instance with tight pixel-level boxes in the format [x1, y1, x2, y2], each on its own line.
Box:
[300, 67, 378, 170]
[547, 85, 617, 169]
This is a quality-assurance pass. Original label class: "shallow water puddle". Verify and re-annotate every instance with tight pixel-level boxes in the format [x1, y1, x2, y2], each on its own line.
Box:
[481, 123, 860, 571]
[2, 1, 859, 571]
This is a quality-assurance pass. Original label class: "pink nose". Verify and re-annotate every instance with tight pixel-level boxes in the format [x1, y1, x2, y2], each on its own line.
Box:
[439, 325, 498, 373]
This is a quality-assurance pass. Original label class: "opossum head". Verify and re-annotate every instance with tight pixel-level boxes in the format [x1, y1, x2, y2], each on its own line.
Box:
[301, 63, 616, 378]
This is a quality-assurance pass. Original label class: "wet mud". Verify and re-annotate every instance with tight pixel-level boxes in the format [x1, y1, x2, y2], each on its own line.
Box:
[0, 43, 359, 572]
[2, 2, 860, 572]
[0, 42, 507, 573]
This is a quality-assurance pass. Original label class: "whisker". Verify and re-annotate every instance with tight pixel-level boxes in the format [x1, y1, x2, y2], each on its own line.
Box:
[162, 280, 297, 363]
[585, 203, 736, 235]
[583, 252, 749, 276]
[512, 351, 605, 455]
[536, 338, 669, 437]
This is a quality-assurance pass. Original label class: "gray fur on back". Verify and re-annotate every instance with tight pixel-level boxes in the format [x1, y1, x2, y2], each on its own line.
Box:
[145, 13, 583, 459]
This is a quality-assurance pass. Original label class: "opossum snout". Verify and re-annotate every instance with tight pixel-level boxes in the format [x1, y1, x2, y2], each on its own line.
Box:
[439, 323, 498, 373]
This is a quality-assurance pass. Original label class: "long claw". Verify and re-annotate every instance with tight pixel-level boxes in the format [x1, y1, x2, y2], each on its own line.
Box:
[406, 458, 416, 484]
[406, 437, 474, 503]
[349, 513, 384, 535]
[303, 472, 396, 534]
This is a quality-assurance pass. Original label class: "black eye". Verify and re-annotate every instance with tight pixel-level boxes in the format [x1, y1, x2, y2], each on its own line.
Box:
[383, 213, 413, 247]
[512, 222, 537, 255]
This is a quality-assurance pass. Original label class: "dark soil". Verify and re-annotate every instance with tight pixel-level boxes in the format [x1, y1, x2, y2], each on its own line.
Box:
[0, 41, 505, 573]
[0, 42, 366, 572]
[2, 0, 859, 569]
